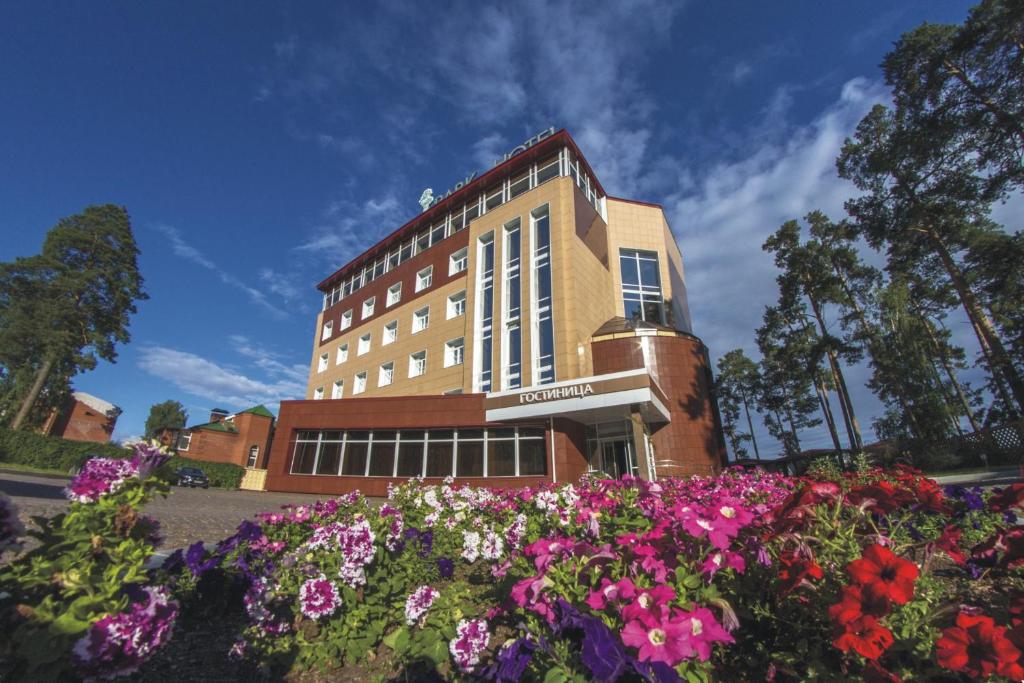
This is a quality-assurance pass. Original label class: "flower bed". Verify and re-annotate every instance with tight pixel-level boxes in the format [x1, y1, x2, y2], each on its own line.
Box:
[4, 455, 1024, 681]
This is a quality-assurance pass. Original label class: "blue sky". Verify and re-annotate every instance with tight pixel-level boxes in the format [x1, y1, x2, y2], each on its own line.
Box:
[0, 1, 1004, 452]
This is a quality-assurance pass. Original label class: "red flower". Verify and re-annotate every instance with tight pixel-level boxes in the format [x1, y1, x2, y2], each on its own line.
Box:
[847, 545, 919, 606]
[988, 483, 1024, 512]
[833, 616, 894, 660]
[829, 584, 889, 625]
[847, 481, 910, 515]
[777, 551, 823, 596]
[929, 525, 965, 565]
[863, 660, 902, 683]
[936, 612, 1024, 680]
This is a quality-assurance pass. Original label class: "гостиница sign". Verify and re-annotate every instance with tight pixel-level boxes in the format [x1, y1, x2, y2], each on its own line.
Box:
[518, 383, 594, 405]
[419, 127, 556, 212]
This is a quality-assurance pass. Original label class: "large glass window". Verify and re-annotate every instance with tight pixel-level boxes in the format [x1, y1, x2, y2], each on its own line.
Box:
[476, 234, 495, 391]
[368, 431, 397, 476]
[532, 206, 555, 384]
[620, 249, 666, 324]
[290, 427, 547, 479]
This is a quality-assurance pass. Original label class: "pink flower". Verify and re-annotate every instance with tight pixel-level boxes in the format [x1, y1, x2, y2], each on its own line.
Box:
[299, 575, 341, 619]
[404, 585, 440, 626]
[701, 550, 746, 578]
[677, 607, 735, 661]
[449, 618, 490, 672]
[622, 585, 676, 623]
[621, 610, 694, 666]
[585, 577, 637, 611]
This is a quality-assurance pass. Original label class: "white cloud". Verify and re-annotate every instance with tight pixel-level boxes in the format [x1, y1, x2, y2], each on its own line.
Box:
[137, 344, 306, 408]
[155, 224, 289, 319]
[258, 268, 303, 302]
[228, 334, 308, 384]
[665, 77, 891, 453]
[294, 194, 406, 269]
[471, 133, 509, 170]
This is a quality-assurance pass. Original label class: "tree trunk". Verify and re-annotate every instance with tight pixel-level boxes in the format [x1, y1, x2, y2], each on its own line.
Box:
[927, 227, 1024, 416]
[741, 395, 761, 460]
[10, 355, 55, 430]
[921, 314, 982, 433]
[803, 284, 863, 450]
[815, 377, 843, 451]
[831, 260, 922, 438]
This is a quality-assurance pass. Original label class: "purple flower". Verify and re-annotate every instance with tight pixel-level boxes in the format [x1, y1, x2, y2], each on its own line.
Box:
[299, 575, 341, 619]
[0, 492, 25, 552]
[404, 585, 440, 626]
[130, 442, 171, 479]
[72, 586, 178, 679]
[438, 557, 455, 578]
[161, 548, 184, 574]
[450, 618, 490, 673]
[185, 542, 219, 578]
[65, 458, 138, 503]
[489, 637, 536, 682]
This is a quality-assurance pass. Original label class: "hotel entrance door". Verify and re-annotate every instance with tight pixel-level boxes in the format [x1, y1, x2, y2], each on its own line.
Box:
[586, 421, 639, 479]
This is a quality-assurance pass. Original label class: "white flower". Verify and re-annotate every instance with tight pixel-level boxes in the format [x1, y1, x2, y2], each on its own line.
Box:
[462, 530, 481, 563]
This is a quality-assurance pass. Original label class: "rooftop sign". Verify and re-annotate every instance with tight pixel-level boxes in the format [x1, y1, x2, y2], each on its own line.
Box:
[419, 127, 556, 212]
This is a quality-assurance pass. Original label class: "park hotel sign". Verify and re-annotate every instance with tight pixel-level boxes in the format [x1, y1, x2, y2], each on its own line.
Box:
[419, 127, 556, 211]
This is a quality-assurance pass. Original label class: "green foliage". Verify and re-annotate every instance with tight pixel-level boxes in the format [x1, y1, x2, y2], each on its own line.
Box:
[0, 464, 169, 681]
[0, 427, 244, 488]
[144, 400, 188, 438]
[166, 455, 244, 489]
[0, 426, 129, 471]
[0, 205, 147, 429]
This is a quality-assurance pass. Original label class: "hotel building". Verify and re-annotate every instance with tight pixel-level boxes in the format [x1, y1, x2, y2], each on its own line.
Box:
[264, 128, 727, 496]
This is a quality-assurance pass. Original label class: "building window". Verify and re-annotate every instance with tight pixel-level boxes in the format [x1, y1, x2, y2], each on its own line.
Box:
[416, 266, 433, 292]
[503, 220, 522, 389]
[313, 386, 325, 400]
[387, 282, 402, 307]
[412, 306, 430, 333]
[532, 205, 555, 384]
[337, 343, 348, 364]
[475, 233, 495, 391]
[289, 427, 545, 479]
[340, 310, 353, 330]
[358, 333, 371, 356]
[447, 290, 467, 319]
[445, 337, 465, 368]
[449, 247, 468, 276]
[321, 320, 333, 341]
[378, 361, 394, 387]
[177, 431, 191, 451]
[332, 379, 344, 399]
[353, 372, 367, 395]
[362, 296, 376, 319]
[409, 351, 427, 378]
[382, 320, 398, 345]
[318, 353, 329, 373]
[246, 445, 259, 468]
[620, 249, 666, 324]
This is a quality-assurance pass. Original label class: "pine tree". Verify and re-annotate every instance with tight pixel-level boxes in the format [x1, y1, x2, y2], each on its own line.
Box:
[715, 349, 763, 460]
[2, 206, 146, 429]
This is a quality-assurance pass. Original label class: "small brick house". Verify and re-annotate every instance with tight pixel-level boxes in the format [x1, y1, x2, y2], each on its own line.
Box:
[170, 405, 276, 469]
[44, 392, 120, 444]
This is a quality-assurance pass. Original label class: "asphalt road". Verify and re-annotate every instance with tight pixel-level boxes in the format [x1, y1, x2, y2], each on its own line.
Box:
[0, 470, 329, 550]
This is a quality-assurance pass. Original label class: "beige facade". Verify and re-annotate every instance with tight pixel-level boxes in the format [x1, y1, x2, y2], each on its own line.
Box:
[306, 176, 692, 401]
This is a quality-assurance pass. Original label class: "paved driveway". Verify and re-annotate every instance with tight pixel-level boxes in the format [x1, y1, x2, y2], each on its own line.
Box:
[0, 470, 330, 550]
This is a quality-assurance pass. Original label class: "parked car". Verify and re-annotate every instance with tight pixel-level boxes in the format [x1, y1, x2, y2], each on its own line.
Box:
[174, 467, 209, 488]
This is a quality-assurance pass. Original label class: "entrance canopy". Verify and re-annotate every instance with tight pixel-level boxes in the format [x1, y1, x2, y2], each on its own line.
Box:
[483, 369, 671, 425]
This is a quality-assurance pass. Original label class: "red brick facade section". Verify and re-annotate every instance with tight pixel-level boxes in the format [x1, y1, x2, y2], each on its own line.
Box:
[592, 334, 728, 477]
[182, 412, 274, 468]
[49, 399, 116, 444]
[318, 230, 470, 347]
[264, 394, 567, 497]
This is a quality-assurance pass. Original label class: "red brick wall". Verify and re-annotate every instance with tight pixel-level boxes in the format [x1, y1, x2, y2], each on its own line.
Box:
[51, 399, 116, 444]
[318, 230, 471, 348]
[264, 394, 554, 497]
[593, 334, 727, 477]
[181, 413, 274, 468]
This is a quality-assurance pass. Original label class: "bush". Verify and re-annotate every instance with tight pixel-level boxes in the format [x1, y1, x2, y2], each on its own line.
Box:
[0, 427, 129, 472]
[0, 428, 244, 488]
[166, 455, 244, 489]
